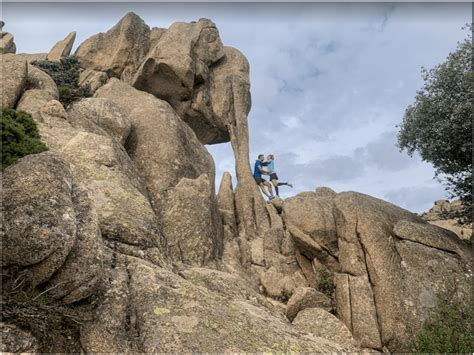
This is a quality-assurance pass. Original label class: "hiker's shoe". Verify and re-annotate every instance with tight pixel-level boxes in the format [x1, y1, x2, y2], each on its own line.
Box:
[269, 196, 275, 201]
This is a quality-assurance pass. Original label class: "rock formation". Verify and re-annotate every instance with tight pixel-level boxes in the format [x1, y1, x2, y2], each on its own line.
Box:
[1, 22, 16, 54]
[422, 199, 472, 241]
[46, 32, 76, 61]
[1, 12, 472, 353]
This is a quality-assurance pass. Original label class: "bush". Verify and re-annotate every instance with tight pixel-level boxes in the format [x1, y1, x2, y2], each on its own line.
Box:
[316, 266, 334, 298]
[1, 109, 48, 170]
[31, 55, 90, 108]
[409, 286, 473, 353]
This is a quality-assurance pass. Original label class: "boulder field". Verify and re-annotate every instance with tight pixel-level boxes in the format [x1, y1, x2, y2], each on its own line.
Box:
[1, 13, 472, 353]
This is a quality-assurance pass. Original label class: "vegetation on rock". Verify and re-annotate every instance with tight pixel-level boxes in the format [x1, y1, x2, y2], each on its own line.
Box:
[1, 109, 48, 170]
[316, 266, 335, 298]
[31, 55, 90, 107]
[398, 25, 472, 220]
[409, 285, 473, 353]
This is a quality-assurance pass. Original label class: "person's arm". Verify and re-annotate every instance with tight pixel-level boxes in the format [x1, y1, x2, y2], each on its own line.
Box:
[257, 165, 269, 175]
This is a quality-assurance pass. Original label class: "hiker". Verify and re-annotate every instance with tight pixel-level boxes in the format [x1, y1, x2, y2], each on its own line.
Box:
[253, 154, 275, 200]
[264, 154, 293, 197]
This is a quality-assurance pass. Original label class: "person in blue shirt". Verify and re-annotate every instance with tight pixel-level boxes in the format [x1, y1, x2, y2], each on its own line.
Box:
[264, 154, 293, 197]
[253, 154, 275, 200]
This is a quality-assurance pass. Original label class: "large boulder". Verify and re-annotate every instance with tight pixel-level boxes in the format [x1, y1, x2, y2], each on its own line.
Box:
[161, 175, 223, 266]
[2, 152, 77, 285]
[75, 12, 150, 82]
[0, 33, 16, 54]
[292, 308, 357, 350]
[46, 32, 76, 61]
[94, 78, 216, 212]
[39, 124, 164, 250]
[131, 18, 226, 144]
[283, 190, 472, 350]
[67, 98, 132, 145]
[285, 287, 332, 321]
[26, 64, 59, 99]
[1, 54, 28, 108]
[16, 89, 56, 122]
[2, 151, 103, 303]
[88, 257, 356, 353]
[283, 189, 340, 271]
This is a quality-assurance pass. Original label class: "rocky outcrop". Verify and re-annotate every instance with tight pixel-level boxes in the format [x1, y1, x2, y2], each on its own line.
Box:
[132, 18, 227, 144]
[46, 32, 76, 61]
[283, 190, 472, 350]
[78, 69, 108, 94]
[94, 78, 216, 212]
[76, 12, 150, 82]
[422, 199, 472, 241]
[292, 308, 357, 350]
[1, 54, 28, 108]
[0, 22, 16, 54]
[285, 287, 332, 321]
[2, 152, 103, 302]
[67, 98, 132, 145]
[161, 175, 223, 266]
[2, 13, 471, 354]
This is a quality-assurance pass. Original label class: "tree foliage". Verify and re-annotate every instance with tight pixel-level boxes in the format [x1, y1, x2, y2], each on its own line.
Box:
[398, 25, 472, 219]
[31, 55, 90, 108]
[1, 109, 48, 170]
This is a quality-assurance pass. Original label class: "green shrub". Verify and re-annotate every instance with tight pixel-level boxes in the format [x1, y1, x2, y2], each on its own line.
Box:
[1, 109, 48, 170]
[31, 55, 90, 107]
[409, 286, 473, 353]
[316, 266, 334, 297]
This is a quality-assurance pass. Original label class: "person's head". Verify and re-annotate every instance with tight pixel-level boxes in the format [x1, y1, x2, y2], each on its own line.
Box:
[258, 154, 265, 162]
[267, 154, 274, 161]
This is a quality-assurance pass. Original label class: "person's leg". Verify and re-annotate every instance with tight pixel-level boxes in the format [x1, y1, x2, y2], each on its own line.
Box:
[259, 183, 271, 198]
[271, 179, 279, 196]
[264, 180, 274, 197]
[278, 182, 293, 188]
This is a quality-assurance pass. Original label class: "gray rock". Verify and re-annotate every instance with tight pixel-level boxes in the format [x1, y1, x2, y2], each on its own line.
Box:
[46, 31, 76, 61]
[1, 54, 27, 108]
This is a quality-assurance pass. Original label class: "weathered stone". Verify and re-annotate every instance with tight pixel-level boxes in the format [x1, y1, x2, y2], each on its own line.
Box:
[210, 47, 270, 256]
[292, 308, 357, 351]
[0, 32, 16, 54]
[132, 19, 226, 144]
[162, 175, 223, 265]
[46, 186, 104, 304]
[0, 323, 38, 353]
[285, 287, 332, 321]
[16, 89, 56, 122]
[76, 12, 150, 81]
[67, 98, 132, 145]
[46, 31, 76, 61]
[284, 191, 339, 258]
[39, 124, 164, 249]
[95, 78, 215, 213]
[2, 152, 76, 286]
[26, 64, 59, 99]
[1, 54, 28, 108]
[78, 69, 108, 94]
[121, 258, 351, 353]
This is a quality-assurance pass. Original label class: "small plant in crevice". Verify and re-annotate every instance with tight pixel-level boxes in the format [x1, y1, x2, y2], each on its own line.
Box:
[408, 285, 473, 353]
[31, 55, 91, 108]
[315, 266, 334, 298]
[278, 288, 292, 303]
[1, 109, 48, 170]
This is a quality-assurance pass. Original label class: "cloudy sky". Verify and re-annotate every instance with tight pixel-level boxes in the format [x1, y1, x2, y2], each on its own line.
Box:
[4, 2, 471, 212]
